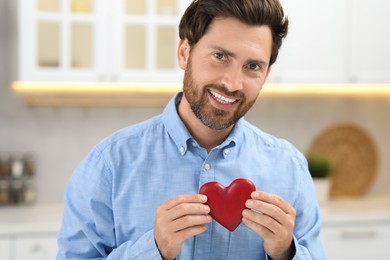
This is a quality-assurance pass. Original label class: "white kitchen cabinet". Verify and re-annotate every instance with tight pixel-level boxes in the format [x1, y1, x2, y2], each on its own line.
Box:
[320, 196, 390, 259]
[16, 1, 390, 86]
[0, 238, 11, 260]
[348, 0, 390, 83]
[271, 0, 348, 83]
[11, 236, 58, 260]
[269, 0, 390, 84]
[17, 0, 190, 83]
[321, 223, 390, 259]
[0, 235, 58, 260]
[0, 204, 63, 260]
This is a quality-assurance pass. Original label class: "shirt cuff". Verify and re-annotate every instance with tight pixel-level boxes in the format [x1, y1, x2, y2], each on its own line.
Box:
[127, 229, 162, 260]
[291, 235, 311, 260]
[264, 235, 298, 260]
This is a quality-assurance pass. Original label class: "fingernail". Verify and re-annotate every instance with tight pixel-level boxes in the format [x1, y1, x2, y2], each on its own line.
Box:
[200, 195, 207, 203]
[246, 200, 253, 207]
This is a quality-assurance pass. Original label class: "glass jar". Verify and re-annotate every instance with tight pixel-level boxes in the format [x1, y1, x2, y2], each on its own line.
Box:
[0, 180, 9, 205]
[23, 154, 36, 177]
[0, 153, 10, 178]
[23, 179, 37, 204]
[10, 180, 24, 204]
[10, 154, 24, 179]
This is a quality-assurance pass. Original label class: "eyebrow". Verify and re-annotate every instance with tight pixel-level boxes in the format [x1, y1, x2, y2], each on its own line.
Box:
[211, 46, 269, 67]
[212, 46, 236, 58]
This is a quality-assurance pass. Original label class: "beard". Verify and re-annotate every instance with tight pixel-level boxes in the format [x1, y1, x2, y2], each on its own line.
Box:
[182, 56, 257, 131]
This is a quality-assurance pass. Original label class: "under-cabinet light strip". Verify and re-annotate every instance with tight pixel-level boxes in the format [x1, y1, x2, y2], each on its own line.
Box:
[12, 82, 390, 96]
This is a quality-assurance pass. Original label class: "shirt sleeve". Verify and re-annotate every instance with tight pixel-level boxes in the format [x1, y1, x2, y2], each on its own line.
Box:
[290, 157, 326, 260]
[56, 148, 162, 260]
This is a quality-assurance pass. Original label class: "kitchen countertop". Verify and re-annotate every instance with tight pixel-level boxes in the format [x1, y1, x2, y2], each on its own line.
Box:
[1, 196, 390, 236]
[0, 203, 63, 237]
[320, 195, 390, 226]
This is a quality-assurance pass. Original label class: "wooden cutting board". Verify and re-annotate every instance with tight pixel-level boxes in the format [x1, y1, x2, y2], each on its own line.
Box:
[308, 123, 378, 197]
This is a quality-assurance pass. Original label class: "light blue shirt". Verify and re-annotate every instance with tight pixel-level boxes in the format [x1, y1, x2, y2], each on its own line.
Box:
[57, 92, 324, 259]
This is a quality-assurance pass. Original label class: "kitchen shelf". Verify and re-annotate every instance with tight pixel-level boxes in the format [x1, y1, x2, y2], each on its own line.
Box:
[12, 82, 390, 107]
[12, 81, 181, 106]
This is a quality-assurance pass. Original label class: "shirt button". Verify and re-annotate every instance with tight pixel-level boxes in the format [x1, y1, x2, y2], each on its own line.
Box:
[180, 146, 185, 154]
[191, 141, 197, 147]
[204, 163, 210, 171]
[223, 149, 230, 155]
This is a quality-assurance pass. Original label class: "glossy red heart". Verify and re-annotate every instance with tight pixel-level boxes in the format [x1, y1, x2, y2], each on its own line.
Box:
[199, 178, 256, 232]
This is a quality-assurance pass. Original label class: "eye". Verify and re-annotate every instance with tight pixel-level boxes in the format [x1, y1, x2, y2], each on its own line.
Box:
[213, 52, 226, 61]
[247, 63, 261, 71]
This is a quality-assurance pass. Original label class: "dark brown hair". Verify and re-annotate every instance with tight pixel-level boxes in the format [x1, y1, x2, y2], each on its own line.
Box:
[179, 0, 288, 66]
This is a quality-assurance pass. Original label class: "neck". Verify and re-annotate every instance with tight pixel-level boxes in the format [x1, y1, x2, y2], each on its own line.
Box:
[177, 95, 234, 153]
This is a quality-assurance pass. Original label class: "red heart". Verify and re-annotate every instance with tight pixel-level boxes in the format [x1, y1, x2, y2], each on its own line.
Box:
[199, 178, 256, 232]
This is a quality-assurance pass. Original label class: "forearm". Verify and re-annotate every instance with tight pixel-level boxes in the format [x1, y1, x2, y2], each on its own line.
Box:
[106, 230, 162, 260]
[58, 228, 162, 260]
[264, 235, 323, 260]
[282, 235, 321, 260]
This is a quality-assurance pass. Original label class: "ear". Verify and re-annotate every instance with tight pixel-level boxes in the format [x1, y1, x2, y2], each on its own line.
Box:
[177, 39, 190, 70]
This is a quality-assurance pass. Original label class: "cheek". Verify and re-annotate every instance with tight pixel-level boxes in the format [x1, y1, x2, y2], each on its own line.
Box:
[192, 63, 222, 86]
[191, 55, 227, 84]
[244, 79, 264, 100]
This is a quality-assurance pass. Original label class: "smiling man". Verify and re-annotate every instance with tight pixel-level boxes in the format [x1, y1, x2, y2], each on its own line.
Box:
[57, 1, 325, 259]
[177, 17, 272, 150]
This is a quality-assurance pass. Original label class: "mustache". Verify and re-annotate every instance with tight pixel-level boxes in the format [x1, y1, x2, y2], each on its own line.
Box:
[205, 84, 245, 99]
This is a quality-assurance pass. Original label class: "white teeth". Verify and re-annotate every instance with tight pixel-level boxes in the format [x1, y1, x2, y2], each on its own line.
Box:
[209, 90, 236, 104]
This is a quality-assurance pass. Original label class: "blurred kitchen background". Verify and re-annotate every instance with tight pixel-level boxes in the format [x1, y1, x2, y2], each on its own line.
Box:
[1, 0, 390, 259]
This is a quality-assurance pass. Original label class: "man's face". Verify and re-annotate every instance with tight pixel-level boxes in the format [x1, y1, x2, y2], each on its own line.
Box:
[179, 17, 273, 131]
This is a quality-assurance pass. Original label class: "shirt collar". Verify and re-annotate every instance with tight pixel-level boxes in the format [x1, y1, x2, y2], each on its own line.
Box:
[215, 117, 243, 158]
[162, 92, 245, 156]
[162, 92, 192, 155]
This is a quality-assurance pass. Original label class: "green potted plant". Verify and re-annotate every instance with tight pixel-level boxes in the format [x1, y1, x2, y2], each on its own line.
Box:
[306, 153, 333, 203]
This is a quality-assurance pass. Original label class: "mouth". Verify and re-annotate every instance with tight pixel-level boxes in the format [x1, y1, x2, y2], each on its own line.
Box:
[208, 89, 238, 105]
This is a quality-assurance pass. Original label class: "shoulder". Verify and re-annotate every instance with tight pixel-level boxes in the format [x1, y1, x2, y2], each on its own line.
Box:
[95, 114, 164, 153]
[241, 121, 307, 167]
[73, 114, 164, 178]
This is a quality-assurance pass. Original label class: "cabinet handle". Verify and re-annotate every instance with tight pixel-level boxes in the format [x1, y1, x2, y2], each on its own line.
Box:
[99, 74, 107, 82]
[110, 74, 118, 82]
[99, 74, 118, 82]
[341, 230, 377, 239]
[30, 244, 48, 259]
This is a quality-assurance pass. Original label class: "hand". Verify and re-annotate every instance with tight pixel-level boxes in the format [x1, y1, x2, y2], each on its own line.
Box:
[154, 194, 212, 260]
[242, 191, 296, 260]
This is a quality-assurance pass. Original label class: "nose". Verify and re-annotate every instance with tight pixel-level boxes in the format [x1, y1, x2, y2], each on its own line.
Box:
[221, 64, 244, 92]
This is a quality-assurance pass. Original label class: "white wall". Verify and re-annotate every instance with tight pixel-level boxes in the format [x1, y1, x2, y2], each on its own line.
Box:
[1, 0, 389, 203]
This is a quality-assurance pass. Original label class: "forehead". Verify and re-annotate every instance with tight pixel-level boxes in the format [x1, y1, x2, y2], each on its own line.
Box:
[197, 17, 273, 62]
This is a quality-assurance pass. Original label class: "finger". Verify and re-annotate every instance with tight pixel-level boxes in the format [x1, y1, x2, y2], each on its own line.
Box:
[176, 224, 209, 242]
[169, 203, 211, 222]
[251, 192, 294, 215]
[242, 215, 294, 258]
[173, 214, 212, 232]
[245, 199, 286, 225]
[242, 215, 273, 238]
[242, 208, 281, 235]
[161, 194, 207, 211]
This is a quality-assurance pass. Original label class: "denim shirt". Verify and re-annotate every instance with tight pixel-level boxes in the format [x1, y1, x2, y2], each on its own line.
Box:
[57, 92, 324, 259]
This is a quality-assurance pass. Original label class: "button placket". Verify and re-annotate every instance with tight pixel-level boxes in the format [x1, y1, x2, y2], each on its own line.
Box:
[199, 161, 213, 187]
[198, 150, 219, 191]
